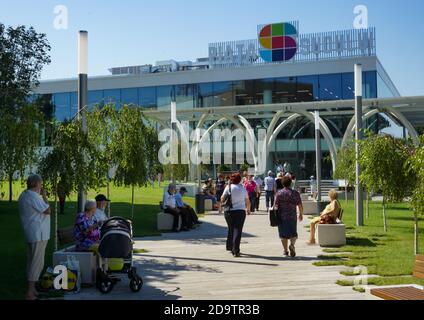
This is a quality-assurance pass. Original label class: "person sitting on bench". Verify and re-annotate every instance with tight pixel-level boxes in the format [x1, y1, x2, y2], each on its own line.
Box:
[308, 189, 341, 245]
[163, 184, 190, 232]
[175, 187, 202, 228]
[73, 200, 101, 252]
[201, 178, 218, 209]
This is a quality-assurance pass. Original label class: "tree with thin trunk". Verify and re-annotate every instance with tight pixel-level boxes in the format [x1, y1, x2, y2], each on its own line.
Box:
[0, 23, 50, 201]
[334, 143, 356, 207]
[110, 105, 160, 219]
[0, 104, 43, 201]
[406, 135, 424, 255]
[359, 134, 413, 232]
[38, 120, 99, 250]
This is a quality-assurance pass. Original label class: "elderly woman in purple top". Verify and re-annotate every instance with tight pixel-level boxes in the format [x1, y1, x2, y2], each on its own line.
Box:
[274, 176, 304, 258]
[73, 200, 100, 252]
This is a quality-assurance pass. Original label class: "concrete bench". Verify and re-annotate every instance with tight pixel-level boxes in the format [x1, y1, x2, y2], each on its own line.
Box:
[204, 199, 213, 211]
[317, 223, 346, 247]
[157, 212, 182, 231]
[53, 246, 97, 285]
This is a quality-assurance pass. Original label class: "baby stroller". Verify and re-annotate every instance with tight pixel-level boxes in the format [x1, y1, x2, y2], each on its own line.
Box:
[96, 217, 143, 294]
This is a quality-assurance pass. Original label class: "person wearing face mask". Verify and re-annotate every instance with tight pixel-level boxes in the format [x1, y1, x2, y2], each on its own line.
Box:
[94, 194, 110, 226]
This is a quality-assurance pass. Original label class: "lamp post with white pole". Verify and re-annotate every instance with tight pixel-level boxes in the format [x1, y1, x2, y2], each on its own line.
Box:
[314, 111, 322, 203]
[355, 63, 364, 226]
[171, 100, 177, 184]
[77, 30, 88, 213]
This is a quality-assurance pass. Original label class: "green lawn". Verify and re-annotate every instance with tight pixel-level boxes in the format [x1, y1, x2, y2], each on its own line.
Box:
[313, 199, 424, 288]
[0, 181, 194, 300]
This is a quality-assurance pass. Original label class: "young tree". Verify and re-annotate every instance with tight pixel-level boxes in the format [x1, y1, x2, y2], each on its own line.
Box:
[334, 143, 356, 207]
[0, 104, 43, 201]
[407, 136, 424, 255]
[359, 135, 412, 232]
[39, 120, 99, 250]
[86, 104, 118, 215]
[110, 105, 160, 219]
[0, 23, 50, 201]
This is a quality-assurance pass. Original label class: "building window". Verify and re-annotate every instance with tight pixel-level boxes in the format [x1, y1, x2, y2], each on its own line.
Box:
[88, 90, 104, 110]
[213, 81, 234, 107]
[104, 89, 121, 109]
[297, 76, 319, 102]
[196, 83, 214, 108]
[254, 78, 274, 104]
[139, 87, 157, 109]
[53, 92, 71, 121]
[70, 92, 78, 119]
[274, 77, 297, 103]
[319, 74, 342, 100]
[341, 73, 355, 100]
[364, 71, 377, 98]
[234, 80, 256, 106]
[121, 88, 138, 106]
[175, 84, 195, 109]
[157, 85, 174, 110]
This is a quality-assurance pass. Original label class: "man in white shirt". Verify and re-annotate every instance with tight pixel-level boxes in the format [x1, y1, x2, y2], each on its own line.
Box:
[94, 194, 110, 225]
[163, 184, 188, 232]
[18, 174, 51, 300]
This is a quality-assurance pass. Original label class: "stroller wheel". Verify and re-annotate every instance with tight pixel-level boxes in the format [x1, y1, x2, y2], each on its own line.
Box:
[98, 277, 115, 294]
[129, 276, 143, 292]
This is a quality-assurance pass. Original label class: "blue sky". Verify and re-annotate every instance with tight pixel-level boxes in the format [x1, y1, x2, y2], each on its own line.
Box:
[1, 0, 423, 96]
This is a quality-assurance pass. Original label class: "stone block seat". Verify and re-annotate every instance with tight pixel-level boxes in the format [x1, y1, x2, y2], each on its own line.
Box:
[53, 226, 97, 285]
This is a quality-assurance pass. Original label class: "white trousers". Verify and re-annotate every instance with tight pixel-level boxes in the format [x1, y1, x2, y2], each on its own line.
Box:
[27, 241, 48, 282]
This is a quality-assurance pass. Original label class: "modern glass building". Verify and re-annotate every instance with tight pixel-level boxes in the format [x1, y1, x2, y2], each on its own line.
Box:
[34, 22, 411, 179]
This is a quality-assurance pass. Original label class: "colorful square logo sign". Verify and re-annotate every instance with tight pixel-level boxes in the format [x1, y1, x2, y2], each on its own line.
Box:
[259, 23, 298, 62]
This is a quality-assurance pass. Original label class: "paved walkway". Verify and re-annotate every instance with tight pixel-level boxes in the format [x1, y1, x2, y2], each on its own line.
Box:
[66, 201, 377, 300]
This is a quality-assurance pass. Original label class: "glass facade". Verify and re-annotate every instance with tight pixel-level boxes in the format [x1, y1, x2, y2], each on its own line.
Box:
[38, 68, 397, 179]
[48, 71, 378, 121]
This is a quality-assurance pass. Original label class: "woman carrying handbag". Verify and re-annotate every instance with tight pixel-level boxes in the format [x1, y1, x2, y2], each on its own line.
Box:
[221, 173, 251, 257]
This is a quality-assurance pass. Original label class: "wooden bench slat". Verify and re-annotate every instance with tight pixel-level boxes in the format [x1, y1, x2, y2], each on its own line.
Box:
[416, 255, 424, 262]
[384, 288, 422, 300]
[371, 287, 424, 300]
[413, 271, 424, 279]
[413, 264, 424, 274]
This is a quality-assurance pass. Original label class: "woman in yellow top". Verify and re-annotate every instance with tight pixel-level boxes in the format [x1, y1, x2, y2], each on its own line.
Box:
[308, 189, 341, 245]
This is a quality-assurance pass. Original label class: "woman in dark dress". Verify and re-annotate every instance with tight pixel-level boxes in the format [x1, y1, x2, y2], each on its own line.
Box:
[274, 176, 303, 257]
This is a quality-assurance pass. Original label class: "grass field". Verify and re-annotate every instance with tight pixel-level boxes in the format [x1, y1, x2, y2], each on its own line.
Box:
[312, 199, 424, 288]
[0, 181, 194, 300]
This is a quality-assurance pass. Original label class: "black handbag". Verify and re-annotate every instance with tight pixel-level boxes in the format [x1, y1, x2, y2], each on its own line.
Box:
[221, 184, 233, 212]
[269, 209, 280, 227]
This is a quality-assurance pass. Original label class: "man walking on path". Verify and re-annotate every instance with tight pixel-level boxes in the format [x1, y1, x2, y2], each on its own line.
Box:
[18, 174, 51, 300]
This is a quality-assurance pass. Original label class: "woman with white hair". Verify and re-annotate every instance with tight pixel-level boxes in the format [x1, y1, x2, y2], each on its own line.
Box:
[73, 200, 101, 251]
[18, 174, 51, 300]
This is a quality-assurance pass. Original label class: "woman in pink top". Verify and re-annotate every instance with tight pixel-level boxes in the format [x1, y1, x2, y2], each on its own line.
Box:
[244, 176, 257, 213]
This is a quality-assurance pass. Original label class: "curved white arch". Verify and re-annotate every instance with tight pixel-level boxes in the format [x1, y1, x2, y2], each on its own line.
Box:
[341, 108, 378, 148]
[341, 107, 420, 148]
[265, 111, 338, 172]
[384, 106, 420, 146]
[297, 110, 338, 172]
[193, 116, 258, 172]
[237, 115, 259, 173]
